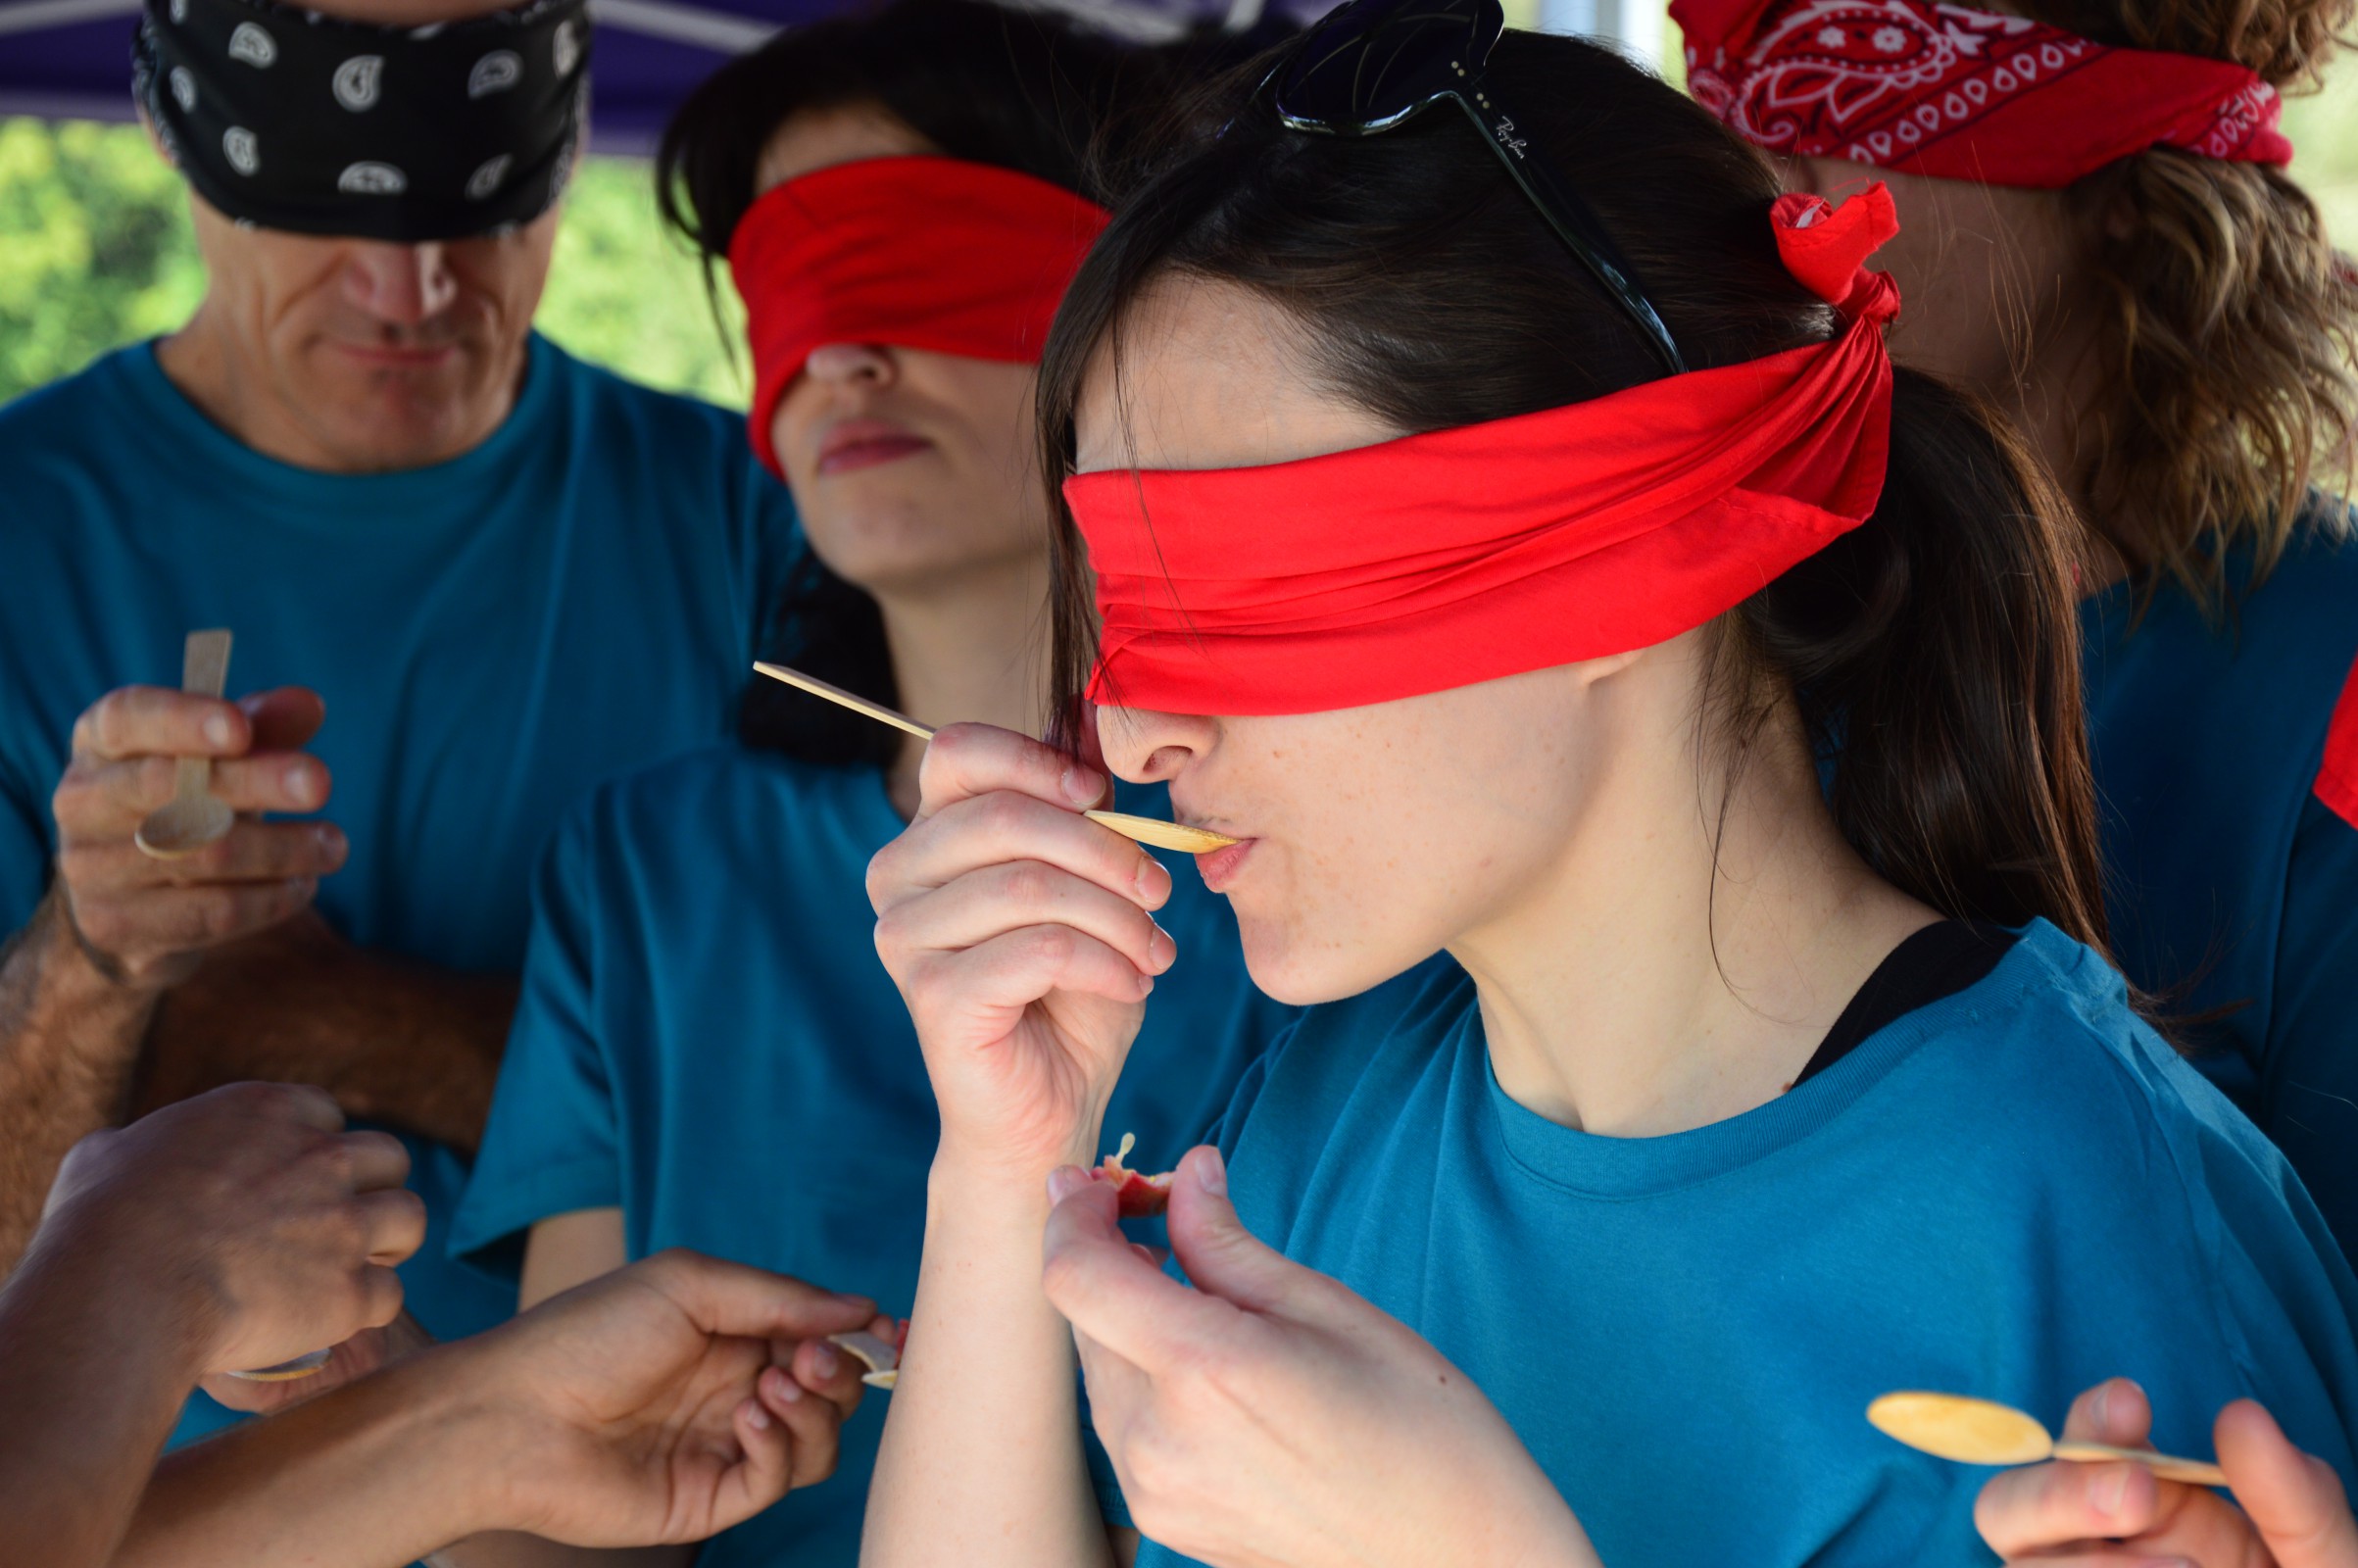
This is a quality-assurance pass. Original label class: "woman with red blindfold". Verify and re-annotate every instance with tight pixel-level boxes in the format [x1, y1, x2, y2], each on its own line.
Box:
[447, 5, 1296, 1567]
[1678, 0, 2358, 1263]
[860, 14, 2358, 1568]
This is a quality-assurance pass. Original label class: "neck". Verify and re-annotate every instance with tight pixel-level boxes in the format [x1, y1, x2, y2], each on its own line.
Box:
[1449, 662, 1937, 1139]
[153, 302, 523, 473]
[876, 553, 1052, 815]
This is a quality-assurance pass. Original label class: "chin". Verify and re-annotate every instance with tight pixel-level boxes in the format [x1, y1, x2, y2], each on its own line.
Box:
[1236, 914, 1410, 1008]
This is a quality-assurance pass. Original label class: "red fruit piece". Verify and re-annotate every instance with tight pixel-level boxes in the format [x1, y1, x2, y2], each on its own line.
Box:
[1097, 1132, 1175, 1218]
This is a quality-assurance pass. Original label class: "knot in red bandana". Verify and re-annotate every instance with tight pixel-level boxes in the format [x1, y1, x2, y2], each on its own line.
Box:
[1672, 0, 2290, 188]
[1062, 190, 1903, 717]
[728, 156, 1108, 476]
[1771, 182, 1902, 320]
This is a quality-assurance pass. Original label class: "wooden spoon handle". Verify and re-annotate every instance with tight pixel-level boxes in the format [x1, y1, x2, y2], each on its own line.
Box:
[2051, 1441, 2228, 1488]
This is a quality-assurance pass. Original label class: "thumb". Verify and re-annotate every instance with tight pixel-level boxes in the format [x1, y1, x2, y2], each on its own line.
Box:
[637, 1250, 877, 1342]
[2216, 1399, 2358, 1568]
[1163, 1146, 1308, 1318]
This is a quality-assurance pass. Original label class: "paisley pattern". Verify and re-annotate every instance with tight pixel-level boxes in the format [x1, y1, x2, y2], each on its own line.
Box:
[131, 0, 590, 241]
[1675, 0, 2289, 187]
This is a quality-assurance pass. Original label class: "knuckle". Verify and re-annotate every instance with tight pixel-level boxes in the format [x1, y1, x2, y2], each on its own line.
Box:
[1001, 861, 1055, 908]
[1024, 924, 1076, 966]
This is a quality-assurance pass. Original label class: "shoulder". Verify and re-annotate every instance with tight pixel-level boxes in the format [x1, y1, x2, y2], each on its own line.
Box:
[0, 345, 139, 438]
[548, 744, 879, 890]
[531, 337, 745, 446]
[1892, 923, 2323, 1217]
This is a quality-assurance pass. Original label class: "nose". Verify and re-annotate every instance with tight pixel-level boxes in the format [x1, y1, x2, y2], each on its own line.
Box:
[804, 342, 897, 390]
[1095, 705, 1219, 786]
[342, 241, 458, 326]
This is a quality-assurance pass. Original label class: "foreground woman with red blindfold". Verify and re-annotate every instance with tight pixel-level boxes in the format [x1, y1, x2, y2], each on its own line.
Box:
[1678, 0, 2358, 1265]
[858, 9, 2358, 1567]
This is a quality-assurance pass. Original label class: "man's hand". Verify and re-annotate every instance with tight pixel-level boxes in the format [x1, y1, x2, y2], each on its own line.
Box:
[43, 1082, 423, 1375]
[455, 1250, 888, 1545]
[1976, 1379, 2358, 1566]
[199, 1309, 436, 1416]
[53, 683, 343, 989]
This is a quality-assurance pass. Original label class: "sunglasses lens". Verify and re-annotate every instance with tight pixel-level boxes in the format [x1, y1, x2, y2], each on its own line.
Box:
[1276, 0, 1501, 129]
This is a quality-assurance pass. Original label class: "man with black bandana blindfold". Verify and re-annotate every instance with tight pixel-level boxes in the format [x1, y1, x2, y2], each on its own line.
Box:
[0, 0, 801, 1453]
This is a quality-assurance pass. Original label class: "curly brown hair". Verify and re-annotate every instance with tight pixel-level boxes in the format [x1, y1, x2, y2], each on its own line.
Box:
[2018, 0, 2358, 607]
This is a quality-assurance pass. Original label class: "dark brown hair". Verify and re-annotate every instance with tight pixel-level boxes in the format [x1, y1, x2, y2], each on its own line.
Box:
[656, 0, 1285, 766]
[2024, 0, 2357, 605]
[1039, 32, 2111, 945]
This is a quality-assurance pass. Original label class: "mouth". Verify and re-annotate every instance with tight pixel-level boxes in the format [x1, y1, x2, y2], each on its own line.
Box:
[1192, 835, 1256, 892]
[330, 340, 460, 368]
[815, 418, 933, 476]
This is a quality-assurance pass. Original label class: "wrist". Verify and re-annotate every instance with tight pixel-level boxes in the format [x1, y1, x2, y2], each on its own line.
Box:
[930, 1126, 1103, 1204]
[16, 1191, 222, 1380]
[40, 890, 190, 997]
[368, 1341, 529, 1537]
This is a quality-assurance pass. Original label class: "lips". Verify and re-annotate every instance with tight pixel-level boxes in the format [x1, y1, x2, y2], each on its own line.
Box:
[1192, 835, 1255, 892]
[814, 417, 932, 476]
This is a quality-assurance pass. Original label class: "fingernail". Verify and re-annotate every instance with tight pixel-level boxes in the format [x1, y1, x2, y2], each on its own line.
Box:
[808, 1343, 839, 1379]
[1061, 765, 1103, 806]
[772, 1369, 804, 1403]
[1149, 921, 1175, 971]
[2092, 1463, 2131, 1518]
[1137, 971, 1154, 999]
[829, 1291, 873, 1311]
[746, 1400, 773, 1430]
[317, 824, 345, 859]
[1134, 858, 1168, 905]
[1047, 1164, 1090, 1204]
[1196, 1145, 1227, 1196]
[288, 763, 321, 807]
[204, 713, 236, 749]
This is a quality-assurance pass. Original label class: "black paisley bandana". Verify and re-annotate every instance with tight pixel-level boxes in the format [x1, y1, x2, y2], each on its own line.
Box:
[132, 0, 591, 242]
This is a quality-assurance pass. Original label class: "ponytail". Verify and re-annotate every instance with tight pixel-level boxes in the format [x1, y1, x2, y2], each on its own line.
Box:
[1719, 368, 2110, 945]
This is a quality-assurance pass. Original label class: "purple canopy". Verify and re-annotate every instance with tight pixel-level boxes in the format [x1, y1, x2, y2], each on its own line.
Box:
[0, 0, 1326, 151]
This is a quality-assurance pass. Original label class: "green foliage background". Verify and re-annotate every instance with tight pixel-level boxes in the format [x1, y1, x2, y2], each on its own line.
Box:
[0, 119, 749, 409]
[1, 38, 2353, 412]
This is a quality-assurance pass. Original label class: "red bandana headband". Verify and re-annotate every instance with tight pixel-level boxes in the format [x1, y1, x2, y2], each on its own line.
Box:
[1673, 0, 2290, 188]
[1063, 185, 1904, 717]
[728, 156, 1109, 475]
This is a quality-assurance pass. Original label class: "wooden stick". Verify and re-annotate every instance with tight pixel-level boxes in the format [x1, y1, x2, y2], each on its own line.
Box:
[753, 662, 935, 741]
[2051, 1443, 2229, 1489]
[749, 662, 1239, 853]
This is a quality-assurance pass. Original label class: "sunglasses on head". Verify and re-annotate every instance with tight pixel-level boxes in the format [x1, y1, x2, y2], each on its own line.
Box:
[1267, 0, 1688, 376]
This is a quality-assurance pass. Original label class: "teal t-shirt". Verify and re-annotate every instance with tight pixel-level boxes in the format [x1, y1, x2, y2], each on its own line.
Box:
[0, 338, 799, 1437]
[452, 745, 1297, 1568]
[1097, 922, 2358, 1567]
[2080, 516, 2358, 1263]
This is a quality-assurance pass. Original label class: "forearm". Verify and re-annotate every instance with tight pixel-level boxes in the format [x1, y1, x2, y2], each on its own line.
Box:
[117, 1341, 507, 1568]
[0, 894, 163, 1273]
[0, 1224, 209, 1568]
[862, 1150, 1113, 1568]
[144, 937, 516, 1153]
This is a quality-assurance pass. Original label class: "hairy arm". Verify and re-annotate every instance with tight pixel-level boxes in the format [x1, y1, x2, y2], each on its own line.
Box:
[0, 893, 166, 1274]
[137, 910, 518, 1154]
[0, 1205, 212, 1568]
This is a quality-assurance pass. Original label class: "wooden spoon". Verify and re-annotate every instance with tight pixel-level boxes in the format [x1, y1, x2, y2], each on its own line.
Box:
[134, 629, 237, 859]
[752, 662, 1239, 855]
[226, 1349, 332, 1382]
[826, 1329, 901, 1391]
[1868, 1392, 2228, 1487]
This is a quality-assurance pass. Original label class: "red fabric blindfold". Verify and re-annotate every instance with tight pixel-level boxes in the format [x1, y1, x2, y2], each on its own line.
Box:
[1063, 186, 1905, 717]
[1674, 0, 2289, 188]
[728, 156, 1108, 475]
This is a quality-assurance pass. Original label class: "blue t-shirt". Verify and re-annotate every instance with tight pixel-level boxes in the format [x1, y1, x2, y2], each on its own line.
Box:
[452, 745, 1296, 1568]
[0, 338, 799, 1437]
[1096, 922, 2358, 1568]
[2082, 517, 2358, 1263]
